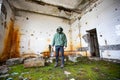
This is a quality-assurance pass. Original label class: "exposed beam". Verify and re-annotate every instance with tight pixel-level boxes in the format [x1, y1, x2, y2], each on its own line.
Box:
[25, 0, 82, 14]
[14, 8, 71, 20]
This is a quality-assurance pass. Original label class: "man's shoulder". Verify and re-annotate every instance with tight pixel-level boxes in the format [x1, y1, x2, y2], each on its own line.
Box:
[62, 32, 66, 35]
[55, 33, 58, 35]
[54, 33, 58, 36]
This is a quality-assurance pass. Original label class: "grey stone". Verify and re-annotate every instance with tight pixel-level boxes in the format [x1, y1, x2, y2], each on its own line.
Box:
[11, 72, 19, 76]
[68, 54, 82, 62]
[46, 57, 55, 63]
[0, 74, 9, 78]
[24, 58, 45, 68]
[0, 65, 9, 74]
[23, 78, 30, 80]
[19, 76, 24, 80]
[6, 77, 13, 80]
[68, 55, 78, 62]
[6, 58, 22, 66]
[21, 72, 29, 75]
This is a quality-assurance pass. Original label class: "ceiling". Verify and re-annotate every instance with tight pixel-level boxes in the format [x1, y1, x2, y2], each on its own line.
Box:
[7, 0, 98, 20]
[25, 0, 97, 13]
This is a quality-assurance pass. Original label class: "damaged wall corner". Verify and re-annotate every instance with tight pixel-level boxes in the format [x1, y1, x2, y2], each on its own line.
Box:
[0, 0, 21, 62]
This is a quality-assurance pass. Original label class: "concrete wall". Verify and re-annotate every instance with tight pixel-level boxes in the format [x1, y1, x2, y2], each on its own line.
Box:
[0, 0, 15, 61]
[14, 11, 71, 55]
[0, 0, 120, 61]
[72, 0, 120, 59]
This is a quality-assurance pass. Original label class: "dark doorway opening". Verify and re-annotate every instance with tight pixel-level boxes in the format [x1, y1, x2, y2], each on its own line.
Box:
[87, 28, 100, 57]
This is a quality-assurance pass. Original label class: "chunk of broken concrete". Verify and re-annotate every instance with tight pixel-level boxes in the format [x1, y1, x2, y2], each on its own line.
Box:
[6, 58, 22, 66]
[24, 57, 45, 68]
[64, 71, 71, 77]
[6, 77, 13, 80]
[70, 78, 75, 80]
[46, 57, 55, 63]
[68, 55, 78, 62]
[11, 72, 19, 76]
[0, 65, 9, 74]
[0, 74, 9, 78]
[19, 75, 24, 80]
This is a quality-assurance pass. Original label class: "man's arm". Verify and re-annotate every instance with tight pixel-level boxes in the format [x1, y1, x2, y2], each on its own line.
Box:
[52, 34, 56, 47]
[63, 34, 67, 47]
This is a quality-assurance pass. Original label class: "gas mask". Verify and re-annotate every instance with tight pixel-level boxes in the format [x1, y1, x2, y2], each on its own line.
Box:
[57, 27, 63, 34]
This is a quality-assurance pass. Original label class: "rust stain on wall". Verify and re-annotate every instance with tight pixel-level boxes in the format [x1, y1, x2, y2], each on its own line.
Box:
[42, 51, 50, 57]
[42, 46, 51, 57]
[0, 19, 21, 62]
[47, 38, 51, 43]
[10, 27, 21, 58]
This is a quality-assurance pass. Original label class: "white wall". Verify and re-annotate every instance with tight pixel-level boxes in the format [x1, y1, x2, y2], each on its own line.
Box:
[14, 11, 71, 54]
[73, 0, 120, 59]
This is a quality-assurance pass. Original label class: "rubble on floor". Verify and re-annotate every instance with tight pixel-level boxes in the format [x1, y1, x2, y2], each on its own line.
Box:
[6, 58, 23, 66]
[0, 65, 9, 78]
[0, 74, 10, 79]
[24, 57, 45, 68]
[89, 57, 120, 63]
[68, 53, 82, 62]
[0, 55, 120, 80]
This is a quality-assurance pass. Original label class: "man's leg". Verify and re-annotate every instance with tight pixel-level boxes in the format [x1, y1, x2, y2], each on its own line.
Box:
[60, 46, 64, 68]
[55, 46, 59, 67]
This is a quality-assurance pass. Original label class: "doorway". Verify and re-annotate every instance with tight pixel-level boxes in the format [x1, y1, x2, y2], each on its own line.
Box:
[87, 28, 100, 57]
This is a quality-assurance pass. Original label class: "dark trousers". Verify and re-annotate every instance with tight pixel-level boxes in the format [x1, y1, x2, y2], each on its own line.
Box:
[55, 46, 64, 65]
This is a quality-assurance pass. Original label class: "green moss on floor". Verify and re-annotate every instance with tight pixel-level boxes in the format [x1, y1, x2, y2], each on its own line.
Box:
[4, 57, 120, 80]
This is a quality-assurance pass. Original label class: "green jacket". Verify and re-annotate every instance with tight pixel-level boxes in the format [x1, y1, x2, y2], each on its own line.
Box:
[52, 32, 67, 47]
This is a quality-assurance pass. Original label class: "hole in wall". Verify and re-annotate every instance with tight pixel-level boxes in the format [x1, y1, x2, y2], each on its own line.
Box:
[31, 34, 34, 36]
[26, 17, 29, 20]
[4, 21, 7, 29]
[80, 0, 87, 5]
[1, 22, 3, 25]
[100, 35, 102, 37]
[94, 3, 97, 7]
[115, 8, 117, 11]
[89, 9, 92, 12]
[1, 4, 7, 19]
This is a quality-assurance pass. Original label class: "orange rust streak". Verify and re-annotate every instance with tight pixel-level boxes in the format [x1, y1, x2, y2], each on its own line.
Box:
[10, 28, 20, 58]
[0, 19, 21, 62]
[43, 51, 50, 57]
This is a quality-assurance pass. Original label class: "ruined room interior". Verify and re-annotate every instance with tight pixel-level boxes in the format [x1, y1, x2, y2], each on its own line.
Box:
[0, 0, 120, 80]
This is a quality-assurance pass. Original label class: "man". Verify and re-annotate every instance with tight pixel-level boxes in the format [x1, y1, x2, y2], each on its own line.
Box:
[52, 26, 67, 68]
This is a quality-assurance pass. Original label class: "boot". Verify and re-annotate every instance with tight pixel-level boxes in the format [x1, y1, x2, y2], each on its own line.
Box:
[60, 64, 64, 68]
[54, 62, 58, 67]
